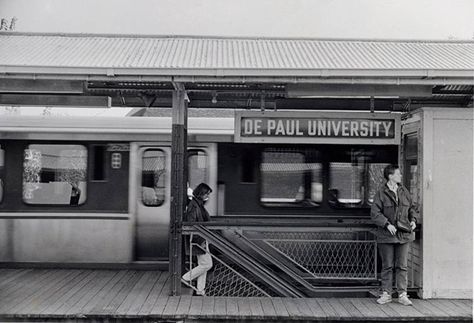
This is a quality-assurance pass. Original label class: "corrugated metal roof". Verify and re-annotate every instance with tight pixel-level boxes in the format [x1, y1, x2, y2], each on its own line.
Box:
[0, 33, 473, 74]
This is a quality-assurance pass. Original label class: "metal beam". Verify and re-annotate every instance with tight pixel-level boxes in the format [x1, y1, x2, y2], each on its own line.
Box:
[0, 79, 84, 93]
[287, 84, 433, 98]
[0, 94, 111, 107]
[169, 83, 188, 296]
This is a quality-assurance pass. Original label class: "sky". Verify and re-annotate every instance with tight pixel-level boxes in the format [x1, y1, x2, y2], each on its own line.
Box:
[0, 0, 473, 40]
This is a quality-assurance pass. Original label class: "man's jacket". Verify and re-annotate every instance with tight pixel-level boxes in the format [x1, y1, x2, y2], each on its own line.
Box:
[371, 184, 418, 243]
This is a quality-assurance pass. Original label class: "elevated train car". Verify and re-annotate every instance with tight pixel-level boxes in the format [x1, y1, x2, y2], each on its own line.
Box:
[0, 110, 401, 260]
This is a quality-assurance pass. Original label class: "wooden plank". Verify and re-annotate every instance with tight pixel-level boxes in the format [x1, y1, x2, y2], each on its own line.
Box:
[385, 300, 425, 318]
[314, 298, 340, 318]
[161, 296, 180, 318]
[213, 296, 227, 318]
[137, 272, 168, 315]
[248, 297, 265, 319]
[303, 298, 327, 319]
[225, 297, 239, 317]
[14, 270, 84, 315]
[331, 298, 364, 319]
[371, 299, 402, 317]
[100, 271, 143, 315]
[236, 297, 252, 318]
[428, 299, 472, 317]
[187, 296, 203, 317]
[350, 298, 388, 319]
[260, 297, 277, 319]
[200, 296, 215, 319]
[325, 298, 353, 319]
[87, 270, 136, 314]
[410, 299, 451, 319]
[53, 270, 111, 315]
[445, 299, 473, 316]
[115, 271, 154, 315]
[0, 269, 51, 301]
[81, 270, 128, 314]
[293, 298, 315, 319]
[64, 270, 117, 315]
[282, 298, 301, 318]
[121, 271, 159, 315]
[0, 269, 33, 288]
[5, 269, 72, 314]
[39, 270, 93, 315]
[0, 270, 60, 313]
[271, 297, 289, 318]
[174, 295, 192, 318]
[43, 270, 99, 315]
[149, 274, 172, 315]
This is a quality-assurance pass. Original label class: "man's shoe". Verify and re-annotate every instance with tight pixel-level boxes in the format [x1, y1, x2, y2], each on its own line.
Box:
[376, 291, 392, 304]
[398, 292, 413, 306]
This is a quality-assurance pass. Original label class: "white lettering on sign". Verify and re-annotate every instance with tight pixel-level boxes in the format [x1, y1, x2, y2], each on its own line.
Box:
[240, 118, 395, 138]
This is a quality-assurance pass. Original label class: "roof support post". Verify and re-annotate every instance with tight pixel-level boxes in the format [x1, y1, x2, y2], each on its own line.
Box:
[169, 83, 188, 296]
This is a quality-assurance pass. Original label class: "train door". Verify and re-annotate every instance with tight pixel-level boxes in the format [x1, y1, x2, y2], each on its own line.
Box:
[132, 145, 171, 261]
[131, 143, 218, 261]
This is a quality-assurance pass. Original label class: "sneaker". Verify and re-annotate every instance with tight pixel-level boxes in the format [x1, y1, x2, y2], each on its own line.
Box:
[376, 291, 392, 304]
[195, 290, 206, 296]
[398, 292, 413, 306]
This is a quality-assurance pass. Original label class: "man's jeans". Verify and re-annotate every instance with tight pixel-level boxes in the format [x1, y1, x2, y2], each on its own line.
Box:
[378, 242, 410, 294]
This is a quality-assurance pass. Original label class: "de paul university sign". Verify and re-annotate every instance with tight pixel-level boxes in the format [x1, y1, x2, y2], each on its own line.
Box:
[234, 111, 401, 145]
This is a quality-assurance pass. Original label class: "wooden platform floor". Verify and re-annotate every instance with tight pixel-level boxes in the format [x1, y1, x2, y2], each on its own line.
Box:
[0, 269, 471, 322]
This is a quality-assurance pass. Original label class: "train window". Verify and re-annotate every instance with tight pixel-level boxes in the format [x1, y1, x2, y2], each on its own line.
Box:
[368, 163, 391, 204]
[0, 145, 4, 203]
[188, 149, 208, 190]
[329, 162, 364, 207]
[22, 145, 87, 205]
[260, 149, 322, 206]
[141, 149, 166, 207]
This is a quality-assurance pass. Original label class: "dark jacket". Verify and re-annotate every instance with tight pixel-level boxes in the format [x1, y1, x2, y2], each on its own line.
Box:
[183, 196, 210, 255]
[370, 183, 418, 243]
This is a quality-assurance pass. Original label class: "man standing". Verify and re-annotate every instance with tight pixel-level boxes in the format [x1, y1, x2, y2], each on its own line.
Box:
[371, 165, 418, 306]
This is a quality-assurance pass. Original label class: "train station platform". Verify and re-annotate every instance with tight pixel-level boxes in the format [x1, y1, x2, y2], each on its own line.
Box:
[0, 269, 471, 323]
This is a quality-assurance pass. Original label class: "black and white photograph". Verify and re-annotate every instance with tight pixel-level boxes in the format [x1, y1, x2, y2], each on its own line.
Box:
[0, 0, 472, 322]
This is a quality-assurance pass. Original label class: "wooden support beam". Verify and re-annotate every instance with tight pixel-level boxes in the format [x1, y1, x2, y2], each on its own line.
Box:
[169, 83, 188, 296]
[0, 94, 111, 107]
[0, 79, 84, 93]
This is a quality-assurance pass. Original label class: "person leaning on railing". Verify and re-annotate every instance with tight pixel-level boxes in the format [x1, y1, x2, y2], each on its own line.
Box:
[371, 164, 418, 306]
[181, 183, 213, 296]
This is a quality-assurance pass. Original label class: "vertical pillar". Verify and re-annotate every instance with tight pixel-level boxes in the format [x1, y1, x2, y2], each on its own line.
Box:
[169, 83, 188, 296]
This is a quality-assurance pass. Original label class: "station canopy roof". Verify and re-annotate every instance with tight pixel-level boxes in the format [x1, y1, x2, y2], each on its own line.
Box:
[0, 32, 473, 82]
[0, 32, 472, 110]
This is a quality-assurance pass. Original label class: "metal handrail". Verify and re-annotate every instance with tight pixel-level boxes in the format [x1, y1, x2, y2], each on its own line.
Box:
[186, 225, 304, 297]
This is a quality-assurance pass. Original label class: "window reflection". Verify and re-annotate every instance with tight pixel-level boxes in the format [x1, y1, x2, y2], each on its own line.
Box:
[23, 145, 87, 205]
[260, 149, 322, 206]
[188, 149, 207, 191]
[368, 163, 390, 203]
[141, 149, 166, 207]
[329, 162, 364, 207]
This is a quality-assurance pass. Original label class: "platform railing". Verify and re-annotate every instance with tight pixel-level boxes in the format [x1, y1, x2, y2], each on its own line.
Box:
[182, 224, 383, 297]
[184, 239, 271, 297]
